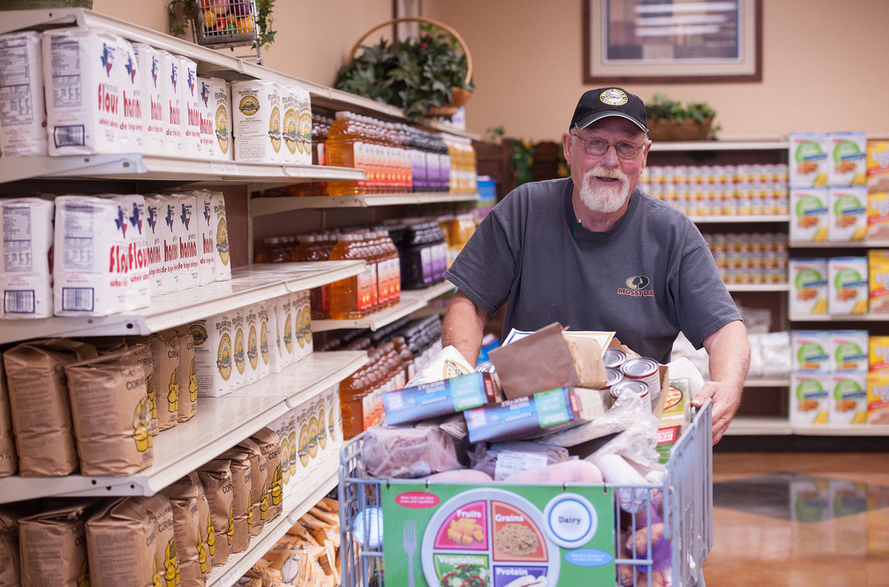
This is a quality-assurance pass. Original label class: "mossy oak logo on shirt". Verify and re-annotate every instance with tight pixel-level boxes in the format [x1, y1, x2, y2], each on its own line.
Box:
[619, 275, 653, 297]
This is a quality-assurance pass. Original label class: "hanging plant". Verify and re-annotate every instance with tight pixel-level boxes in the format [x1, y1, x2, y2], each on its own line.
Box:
[334, 19, 474, 121]
[168, 0, 277, 50]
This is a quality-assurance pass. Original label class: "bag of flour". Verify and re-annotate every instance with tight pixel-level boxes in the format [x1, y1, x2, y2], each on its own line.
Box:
[0, 31, 46, 156]
[0, 197, 53, 319]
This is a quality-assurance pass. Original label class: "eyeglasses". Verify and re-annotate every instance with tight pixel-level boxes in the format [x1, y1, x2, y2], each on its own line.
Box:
[571, 133, 645, 160]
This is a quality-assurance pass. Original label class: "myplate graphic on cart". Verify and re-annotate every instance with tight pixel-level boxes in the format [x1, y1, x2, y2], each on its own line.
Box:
[382, 484, 614, 586]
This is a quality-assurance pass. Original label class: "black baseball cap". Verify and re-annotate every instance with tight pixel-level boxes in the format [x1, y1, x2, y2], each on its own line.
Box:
[570, 87, 649, 134]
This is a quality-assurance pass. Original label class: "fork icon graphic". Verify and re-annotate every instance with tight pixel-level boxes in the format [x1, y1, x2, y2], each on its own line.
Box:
[403, 519, 417, 587]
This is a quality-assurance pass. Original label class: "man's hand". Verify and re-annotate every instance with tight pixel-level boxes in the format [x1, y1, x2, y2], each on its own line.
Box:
[692, 379, 743, 444]
[694, 320, 750, 444]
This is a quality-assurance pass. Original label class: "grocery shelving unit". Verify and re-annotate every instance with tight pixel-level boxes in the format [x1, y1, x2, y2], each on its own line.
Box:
[647, 136, 886, 438]
[0, 8, 482, 586]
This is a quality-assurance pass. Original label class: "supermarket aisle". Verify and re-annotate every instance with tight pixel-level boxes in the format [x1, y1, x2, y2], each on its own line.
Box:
[704, 453, 889, 586]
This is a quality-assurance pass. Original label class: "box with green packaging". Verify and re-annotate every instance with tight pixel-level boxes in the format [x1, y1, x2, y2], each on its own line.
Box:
[463, 387, 606, 444]
[382, 372, 499, 426]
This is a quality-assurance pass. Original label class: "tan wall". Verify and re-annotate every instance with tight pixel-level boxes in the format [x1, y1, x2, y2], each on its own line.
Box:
[92, 0, 889, 143]
[91, 0, 392, 87]
[426, 0, 889, 142]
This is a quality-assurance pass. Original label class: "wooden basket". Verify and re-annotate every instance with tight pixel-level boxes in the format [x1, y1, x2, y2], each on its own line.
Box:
[648, 118, 713, 142]
[349, 16, 473, 117]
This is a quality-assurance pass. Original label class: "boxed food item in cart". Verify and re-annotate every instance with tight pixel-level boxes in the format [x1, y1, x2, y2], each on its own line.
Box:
[828, 372, 868, 425]
[789, 188, 829, 242]
[867, 140, 889, 193]
[829, 187, 868, 242]
[42, 28, 123, 155]
[827, 256, 868, 315]
[790, 372, 830, 425]
[463, 387, 607, 443]
[789, 258, 828, 315]
[789, 132, 829, 188]
[382, 371, 499, 426]
[828, 132, 867, 187]
[0, 31, 47, 156]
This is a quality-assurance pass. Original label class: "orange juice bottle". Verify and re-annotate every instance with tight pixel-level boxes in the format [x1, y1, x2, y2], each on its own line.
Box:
[328, 232, 364, 319]
[327, 112, 368, 196]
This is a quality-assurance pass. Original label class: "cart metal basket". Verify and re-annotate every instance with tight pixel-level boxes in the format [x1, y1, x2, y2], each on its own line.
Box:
[339, 400, 713, 587]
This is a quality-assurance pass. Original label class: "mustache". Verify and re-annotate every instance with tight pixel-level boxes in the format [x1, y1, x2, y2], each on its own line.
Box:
[584, 167, 628, 182]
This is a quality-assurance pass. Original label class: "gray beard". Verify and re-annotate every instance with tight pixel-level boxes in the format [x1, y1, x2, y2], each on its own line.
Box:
[579, 173, 631, 213]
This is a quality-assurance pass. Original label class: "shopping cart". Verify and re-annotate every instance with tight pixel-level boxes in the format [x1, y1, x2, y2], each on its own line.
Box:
[338, 400, 713, 587]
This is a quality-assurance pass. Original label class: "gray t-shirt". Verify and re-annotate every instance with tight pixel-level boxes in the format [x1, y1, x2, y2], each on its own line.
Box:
[445, 177, 740, 363]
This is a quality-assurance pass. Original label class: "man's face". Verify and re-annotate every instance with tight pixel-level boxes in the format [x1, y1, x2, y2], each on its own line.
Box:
[562, 117, 650, 214]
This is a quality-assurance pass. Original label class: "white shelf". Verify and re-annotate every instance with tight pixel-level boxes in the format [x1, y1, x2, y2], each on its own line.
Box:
[0, 350, 365, 504]
[744, 378, 790, 387]
[726, 283, 789, 292]
[725, 416, 889, 436]
[0, 262, 365, 344]
[251, 192, 480, 217]
[688, 214, 790, 223]
[209, 459, 339, 587]
[725, 417, 793, 435]
[789, 241, 889, 249]
[0, 153, 365, 186]
[649, 137, 789, 152]
[312, 280, 455, 332]
[789, 314, 889, 322]
[0, 8, 478, 142]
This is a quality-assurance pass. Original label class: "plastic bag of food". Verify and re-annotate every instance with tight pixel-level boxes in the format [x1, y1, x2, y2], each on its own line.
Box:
[361, 424, 462, 479]
[468, 441, 570, 481]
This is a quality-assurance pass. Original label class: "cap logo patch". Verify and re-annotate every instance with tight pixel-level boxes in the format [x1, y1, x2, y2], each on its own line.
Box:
[600, 89, 628, 106]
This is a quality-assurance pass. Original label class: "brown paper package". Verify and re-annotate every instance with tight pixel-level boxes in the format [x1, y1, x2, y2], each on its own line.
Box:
[144, 494, 182, 587]
[197, 459, 234, 565]
[250, 427, 283, 521]
[19, 501, 95, 587]
[219, 448, 253, 553]
[149, 329, 180, 431]
[0, 503, 40, 587]
[86, 497, 157, 587]
[0, 358, 17, 477]
[488, 322, 606, 400]
[127, 337, 159, 436]
[3, 339, 97, 476]
[174, 327, 197, 423]
[236, 437, 268, 537]
[160, 471, 213, 585]
[65, 348, 154, 476]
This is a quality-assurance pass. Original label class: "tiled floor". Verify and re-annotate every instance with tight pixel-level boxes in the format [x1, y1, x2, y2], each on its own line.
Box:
[703, 453, 889, 586]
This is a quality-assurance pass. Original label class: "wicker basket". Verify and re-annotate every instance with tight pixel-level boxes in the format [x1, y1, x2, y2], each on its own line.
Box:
[648, 118, 713, 142]
[349, 16, 473, 117]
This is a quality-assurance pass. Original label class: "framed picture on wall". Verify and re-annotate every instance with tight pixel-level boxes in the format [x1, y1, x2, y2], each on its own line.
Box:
[583, 0, 762, 84]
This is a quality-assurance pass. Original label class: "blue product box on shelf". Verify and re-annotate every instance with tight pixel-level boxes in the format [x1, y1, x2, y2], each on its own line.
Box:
[382, 372, 499, 426]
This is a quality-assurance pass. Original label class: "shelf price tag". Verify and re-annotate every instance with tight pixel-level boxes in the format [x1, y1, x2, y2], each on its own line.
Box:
[210, 161, 239, 175]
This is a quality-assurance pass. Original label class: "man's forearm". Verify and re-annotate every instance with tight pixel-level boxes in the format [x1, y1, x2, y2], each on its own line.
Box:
[704, 320, 750, 389]
[441, 289, 489, 365]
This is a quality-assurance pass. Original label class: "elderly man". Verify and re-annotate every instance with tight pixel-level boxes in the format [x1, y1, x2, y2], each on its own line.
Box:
[442, 87, 749, 443]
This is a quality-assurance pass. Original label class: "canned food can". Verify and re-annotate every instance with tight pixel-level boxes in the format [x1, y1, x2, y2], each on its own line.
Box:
[609, 380, 649, 404]
[603, 348, 626, 369]
[620, 357, 662, 407]
[603, 367, 623, 391]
